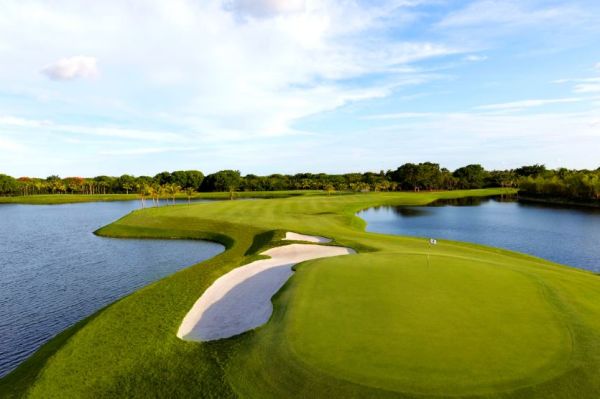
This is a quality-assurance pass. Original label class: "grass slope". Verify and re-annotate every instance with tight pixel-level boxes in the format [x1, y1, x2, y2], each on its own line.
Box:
[3, 188, 600, 398]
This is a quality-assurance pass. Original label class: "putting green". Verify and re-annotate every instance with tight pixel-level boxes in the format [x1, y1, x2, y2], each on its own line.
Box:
[284, 253, 571, 395]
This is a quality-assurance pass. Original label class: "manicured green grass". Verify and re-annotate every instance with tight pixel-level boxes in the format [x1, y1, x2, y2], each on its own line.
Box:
[4, 188, 600, 398]
[0, 190, 343, 205]
[282, 254, 570, 394]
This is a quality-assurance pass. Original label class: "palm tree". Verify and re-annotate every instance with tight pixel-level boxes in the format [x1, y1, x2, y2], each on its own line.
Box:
[167, 184, 181, 205]
[122, 183, 133, 195]
[158, 185, 167, 206]
[98, 181, 109, 194]
[185, 187, 195, 205]
[149, 184, 159, 207]
[139, 184, 151, 208]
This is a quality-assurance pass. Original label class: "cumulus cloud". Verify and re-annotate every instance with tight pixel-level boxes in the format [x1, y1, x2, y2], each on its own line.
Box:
[41, 56, 98, 81]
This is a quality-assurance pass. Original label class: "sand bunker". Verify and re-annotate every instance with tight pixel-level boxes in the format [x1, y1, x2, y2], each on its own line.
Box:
[177, 234, 354, 342]
[283, 232, 332, 243]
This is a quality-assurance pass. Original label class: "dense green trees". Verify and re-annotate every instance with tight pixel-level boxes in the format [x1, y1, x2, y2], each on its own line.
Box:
[1, 164, 598, 204]
[389, 162, 446, 191]
[519, 169, 600, 203]
[116, 175, 136, 194]
[201, 170, 241, 192]
[515, 164, 546, 177]
[171, 170, 204, 190]
[453, 164, 487, 189]
[0, 174, 18, 194]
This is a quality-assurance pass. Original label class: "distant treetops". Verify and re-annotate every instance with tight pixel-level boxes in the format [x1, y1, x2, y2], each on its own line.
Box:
[0, 164, 599, 203]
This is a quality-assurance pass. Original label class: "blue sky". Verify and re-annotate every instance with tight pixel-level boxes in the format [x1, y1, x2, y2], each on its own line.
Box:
[0, 0, 599, 177]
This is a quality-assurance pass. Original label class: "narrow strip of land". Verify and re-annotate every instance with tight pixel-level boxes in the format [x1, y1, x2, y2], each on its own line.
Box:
[177, 233, 354, 341]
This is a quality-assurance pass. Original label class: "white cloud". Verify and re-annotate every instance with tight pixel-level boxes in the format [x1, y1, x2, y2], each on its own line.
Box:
[434, 0, 596, 53]
[437, 0, 581, 28]
[226, 0, 306, 18]
[2, 0, 596, 176]
[0, 1, 460, 144]
[360, 110, 600, 170]
[0, 137, 25, 152]
[464, 54, 487, 62]
[554, 73, 600, 94]
[362, 112, 436, 120]
[476, 98, 581, 111]
[0, 115, 185, 143]
[554, 77, 600, 84]
[99, 147, 198, 156]
[595, 62, 600, 71]
[0, 115, 49, 128]
[41, 56, 98, 81]
[574, 83, 600, 93]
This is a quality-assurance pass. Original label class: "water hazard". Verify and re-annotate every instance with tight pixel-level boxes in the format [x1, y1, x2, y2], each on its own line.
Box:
[0, 200, 223, 377]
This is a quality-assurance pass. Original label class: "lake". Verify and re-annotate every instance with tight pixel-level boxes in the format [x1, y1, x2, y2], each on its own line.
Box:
[358, 197, 600, 272]
[0, 200, 224, 377]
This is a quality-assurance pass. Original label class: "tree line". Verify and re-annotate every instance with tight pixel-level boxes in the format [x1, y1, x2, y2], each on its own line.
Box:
[0, 163, 599, 203]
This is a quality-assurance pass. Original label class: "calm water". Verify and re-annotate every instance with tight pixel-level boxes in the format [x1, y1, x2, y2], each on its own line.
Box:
[358, 197, 600, 272]
[0, 200, 224, 377]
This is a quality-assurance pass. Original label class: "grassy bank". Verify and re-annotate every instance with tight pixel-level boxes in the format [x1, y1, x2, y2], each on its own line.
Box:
[3, 188, 600, 398]
[0, 190, 345, 205]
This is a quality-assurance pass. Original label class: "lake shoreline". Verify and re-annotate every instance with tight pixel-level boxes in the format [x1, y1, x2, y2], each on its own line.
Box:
[359, 196, 600, 272]
[0, 191, 348, 205]
[517, 195, 600, 209]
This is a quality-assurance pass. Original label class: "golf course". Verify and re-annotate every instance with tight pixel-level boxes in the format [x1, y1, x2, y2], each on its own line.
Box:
[2, 188, 600, 398]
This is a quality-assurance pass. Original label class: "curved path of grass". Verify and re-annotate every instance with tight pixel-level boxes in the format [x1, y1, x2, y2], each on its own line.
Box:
[2, 188, 600, 398]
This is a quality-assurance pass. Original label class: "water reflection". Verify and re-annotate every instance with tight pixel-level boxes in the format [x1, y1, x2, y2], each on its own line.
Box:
[358, 196, 600, 272]
[392, 207, 431, 217]
[428, 195, 517, 207]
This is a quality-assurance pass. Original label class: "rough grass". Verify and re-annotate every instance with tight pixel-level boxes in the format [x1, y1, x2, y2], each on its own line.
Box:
[3, 188, 600, 398]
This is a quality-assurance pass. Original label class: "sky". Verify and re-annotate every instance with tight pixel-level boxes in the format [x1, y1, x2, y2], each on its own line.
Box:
[0, 0, 599, 177]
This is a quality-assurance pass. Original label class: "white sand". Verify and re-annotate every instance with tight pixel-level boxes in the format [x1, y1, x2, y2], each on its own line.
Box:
[283, 231, 332, 243]
[177, 234, 354, 342]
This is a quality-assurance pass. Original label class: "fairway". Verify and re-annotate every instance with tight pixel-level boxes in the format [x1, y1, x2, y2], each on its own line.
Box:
[3, 189, 600, 399]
